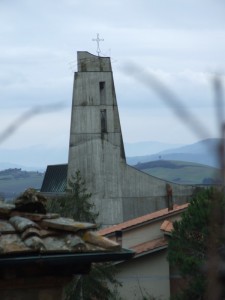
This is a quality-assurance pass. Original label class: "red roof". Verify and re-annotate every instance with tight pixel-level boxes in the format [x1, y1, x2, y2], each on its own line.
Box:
[160, 220, 174, 233]
[131, 237, 168, 256]
[99, 203, 188, 236]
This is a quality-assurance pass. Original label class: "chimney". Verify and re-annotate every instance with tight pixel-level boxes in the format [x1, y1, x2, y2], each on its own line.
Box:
[166, 183, 173, 211]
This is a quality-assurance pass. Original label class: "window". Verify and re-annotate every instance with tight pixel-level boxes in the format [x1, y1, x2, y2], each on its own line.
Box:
[100, 109, 107, 133]
[99, 81, 106, 104]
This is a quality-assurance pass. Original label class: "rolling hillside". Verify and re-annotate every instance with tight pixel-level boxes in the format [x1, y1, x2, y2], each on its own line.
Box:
[134, 160, 220, 185]
[0, 161, 220, 202]
[0, 169, 44, 201]
[127, 138, 220, 168]
[0, 138, 221, 200]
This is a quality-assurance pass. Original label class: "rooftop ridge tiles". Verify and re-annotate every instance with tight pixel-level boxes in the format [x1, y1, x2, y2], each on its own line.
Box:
[10, 211, 60, 222]
[160, 220, 174, 233]
[0, 190, 123, 256]
[41, 217, 97, 232]
[0, 203, 15, 216]
[99, 203, 189, 236]
[131, 237, 168, 256]
[9, 216, 40, 232]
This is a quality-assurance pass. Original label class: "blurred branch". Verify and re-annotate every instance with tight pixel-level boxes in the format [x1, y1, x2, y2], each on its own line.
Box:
[214, 76, 224, 133]
[123, 62, 211, 140]
[123, 63, 225, 299]
[0, 102, 65, 145]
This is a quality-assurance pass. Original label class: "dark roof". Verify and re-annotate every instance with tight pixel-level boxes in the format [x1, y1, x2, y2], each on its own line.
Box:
[41, 164, 68, 193]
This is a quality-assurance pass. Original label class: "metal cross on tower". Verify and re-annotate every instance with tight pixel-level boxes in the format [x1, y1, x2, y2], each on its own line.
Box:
[92, 33, 104, 56]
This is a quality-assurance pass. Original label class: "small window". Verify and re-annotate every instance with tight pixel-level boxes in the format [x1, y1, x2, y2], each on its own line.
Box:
[99, 81, 106, 104]
[99, 81, 105, 90]
[100, 109, 107, 133]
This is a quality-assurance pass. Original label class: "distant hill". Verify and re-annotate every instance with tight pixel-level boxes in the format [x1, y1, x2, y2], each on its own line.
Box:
[0, 168, 44, 201]
[0, 138, 219, 171]
[127, 138, 220, 168]
[0, 145, 220, 202]
[134, 160, 220, 185]
[124, 141, 183, 156]
[0, 145, 68, 171]
[0, 142, 181, 171]
[0, 162, 37, 172]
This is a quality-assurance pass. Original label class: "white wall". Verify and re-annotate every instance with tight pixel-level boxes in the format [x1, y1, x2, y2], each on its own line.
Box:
[117, 251, 170, 300]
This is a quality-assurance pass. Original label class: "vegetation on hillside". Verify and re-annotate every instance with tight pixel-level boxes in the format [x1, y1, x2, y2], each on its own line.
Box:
[0, 168, 44, 200]
[134, 160, 220, 184]
[0, 159, 219, 201]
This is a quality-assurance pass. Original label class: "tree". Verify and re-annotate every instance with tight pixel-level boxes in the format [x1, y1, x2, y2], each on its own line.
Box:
[47, 170, 98, 222]
[48, 170, 122, 300]
[66, 262, 122, 300]
[167, 187, 225, 300]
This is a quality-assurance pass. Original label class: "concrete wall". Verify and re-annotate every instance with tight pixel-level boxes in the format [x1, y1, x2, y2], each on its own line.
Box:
[68, 51, 194, 226]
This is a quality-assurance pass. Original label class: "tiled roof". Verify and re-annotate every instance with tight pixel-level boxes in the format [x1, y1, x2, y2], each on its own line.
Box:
[0, 189, 122, 256]
[99, 203, 188, 236]
[41, 164, 68, 193]
[160, 220, 174, 233]
[131, 238, 168, 256]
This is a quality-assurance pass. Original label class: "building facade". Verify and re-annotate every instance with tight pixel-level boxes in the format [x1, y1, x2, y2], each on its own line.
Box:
[99, 203, 188, 299]
[67, 52, 194, 226]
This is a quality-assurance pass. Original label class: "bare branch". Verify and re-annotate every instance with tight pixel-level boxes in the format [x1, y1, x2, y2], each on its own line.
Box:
[123, 62, 211, 140]
[0, 102, 65, 145]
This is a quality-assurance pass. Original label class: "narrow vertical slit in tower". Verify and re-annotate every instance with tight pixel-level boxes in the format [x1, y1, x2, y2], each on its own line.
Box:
[100, 109, 107, 134]
[99, 81, 106, 104]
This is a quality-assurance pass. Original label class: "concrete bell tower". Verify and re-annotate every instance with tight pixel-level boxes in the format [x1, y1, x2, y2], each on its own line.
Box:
[68, 51, 194, 226]
[67, 52, 126, 224]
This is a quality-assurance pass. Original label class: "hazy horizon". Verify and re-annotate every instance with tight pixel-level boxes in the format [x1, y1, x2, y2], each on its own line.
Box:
[1, 1, 224, 150]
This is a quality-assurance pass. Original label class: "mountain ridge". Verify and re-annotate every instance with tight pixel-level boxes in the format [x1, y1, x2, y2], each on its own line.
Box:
[0, 138, 220, 171]
[126, 138, 220, 168]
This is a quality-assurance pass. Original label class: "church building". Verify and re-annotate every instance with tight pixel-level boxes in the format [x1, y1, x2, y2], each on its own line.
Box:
[41, 51, 194, 226]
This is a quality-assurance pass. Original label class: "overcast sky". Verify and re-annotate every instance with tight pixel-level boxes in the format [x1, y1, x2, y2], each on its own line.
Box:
[0, 0, 225, 160]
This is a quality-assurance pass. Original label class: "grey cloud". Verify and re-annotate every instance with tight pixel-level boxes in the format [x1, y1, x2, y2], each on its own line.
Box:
[0, 0, 224, 149]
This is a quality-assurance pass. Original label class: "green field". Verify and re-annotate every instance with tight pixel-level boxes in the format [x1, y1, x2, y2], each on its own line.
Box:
[0, 169, 44, 200]
[135, 160, 220, 184]
[0, 161, 221, 201]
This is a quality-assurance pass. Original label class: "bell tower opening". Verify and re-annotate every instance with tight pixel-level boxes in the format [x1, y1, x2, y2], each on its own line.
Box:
[99, 81, 106, 104]
[100, 109, 107, 133]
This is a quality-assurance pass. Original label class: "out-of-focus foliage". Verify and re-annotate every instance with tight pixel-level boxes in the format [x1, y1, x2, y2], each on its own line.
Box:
[168, 187, 225, 299]
[65, 262, 122, 300]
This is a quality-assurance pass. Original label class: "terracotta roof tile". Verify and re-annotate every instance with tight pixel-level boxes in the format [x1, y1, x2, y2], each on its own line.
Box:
[0, 189, 121, 256]
[99, 203, 188, 236]
[131, 238, 168, 256]
[160, 220, 174, 233]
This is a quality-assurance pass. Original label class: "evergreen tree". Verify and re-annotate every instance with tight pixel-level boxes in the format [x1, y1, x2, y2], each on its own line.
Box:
[167, 187, 225, 299]
[48, 170, 98, 223]
[66, 262, 122, 300]
[48, 170, 122, 300]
